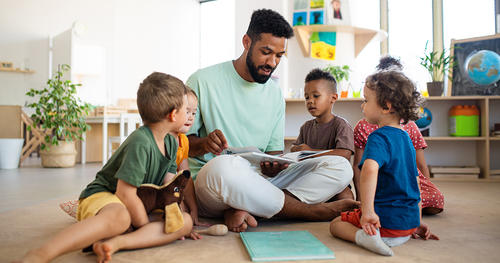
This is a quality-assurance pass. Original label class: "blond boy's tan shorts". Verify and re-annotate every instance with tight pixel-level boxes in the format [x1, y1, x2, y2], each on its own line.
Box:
[77, 192, 124, 221]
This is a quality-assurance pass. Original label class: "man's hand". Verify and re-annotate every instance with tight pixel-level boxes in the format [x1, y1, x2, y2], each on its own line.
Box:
[203, 129, 228, 155]
[412, 222, 439, 240]
[260, 161, 289, 177]
[290, 144, 312, 152]
[360, 211, 381, 236]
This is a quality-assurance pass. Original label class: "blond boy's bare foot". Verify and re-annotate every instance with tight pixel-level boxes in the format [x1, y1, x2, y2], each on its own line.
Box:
[93, 241, 115, 263]
[224, 209, 258, 232]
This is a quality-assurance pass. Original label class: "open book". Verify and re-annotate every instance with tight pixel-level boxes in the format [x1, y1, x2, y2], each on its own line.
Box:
[222, 147, 332, 167]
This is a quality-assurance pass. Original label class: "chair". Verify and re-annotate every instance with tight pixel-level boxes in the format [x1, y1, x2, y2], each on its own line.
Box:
[107, 113, 142, 160]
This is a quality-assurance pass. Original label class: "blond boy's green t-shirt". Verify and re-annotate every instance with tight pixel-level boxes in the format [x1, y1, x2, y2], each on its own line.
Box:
[79, 126, 178, 199]
[186, 61, 285, 178]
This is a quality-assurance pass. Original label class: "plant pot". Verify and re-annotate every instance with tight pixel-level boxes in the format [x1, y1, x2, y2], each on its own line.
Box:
[0, 138, 24, 169]
[427, 81, 443, 96]
[40, 140, 77, 168]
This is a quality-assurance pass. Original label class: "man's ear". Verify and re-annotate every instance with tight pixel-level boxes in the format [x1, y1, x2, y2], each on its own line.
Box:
[243, 34, 252, 51]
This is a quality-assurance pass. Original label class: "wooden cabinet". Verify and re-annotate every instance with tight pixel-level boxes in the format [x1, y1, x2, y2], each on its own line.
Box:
[285, 96, 500, 179]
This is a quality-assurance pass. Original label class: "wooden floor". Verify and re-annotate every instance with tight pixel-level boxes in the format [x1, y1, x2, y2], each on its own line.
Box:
[1, 158, 500, 262]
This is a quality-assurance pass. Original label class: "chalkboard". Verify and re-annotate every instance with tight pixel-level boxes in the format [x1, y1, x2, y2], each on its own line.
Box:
[448, 34, 500, 96]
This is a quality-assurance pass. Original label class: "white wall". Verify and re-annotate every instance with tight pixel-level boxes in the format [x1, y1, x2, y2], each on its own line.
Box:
[0, 0, 200, 106]
[111, 0, 200, 101]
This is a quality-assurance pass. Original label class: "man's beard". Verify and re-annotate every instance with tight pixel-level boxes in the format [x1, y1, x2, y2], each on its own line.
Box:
[246, 46, 276, 84]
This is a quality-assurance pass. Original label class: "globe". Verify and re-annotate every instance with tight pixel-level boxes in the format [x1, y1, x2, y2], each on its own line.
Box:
[465, 50, 500, 86]
[415, 107, 432, 129]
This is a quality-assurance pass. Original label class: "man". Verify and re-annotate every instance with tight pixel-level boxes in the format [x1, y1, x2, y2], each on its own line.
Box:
[187, 9, 357, 232]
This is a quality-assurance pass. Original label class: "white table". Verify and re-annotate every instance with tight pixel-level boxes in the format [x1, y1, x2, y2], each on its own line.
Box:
[82, 116, 121, 165]
[83, 114, 142, 165]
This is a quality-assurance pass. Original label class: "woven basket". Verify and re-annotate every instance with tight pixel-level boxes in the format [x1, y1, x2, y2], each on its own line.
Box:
[40, 141, 77, 168]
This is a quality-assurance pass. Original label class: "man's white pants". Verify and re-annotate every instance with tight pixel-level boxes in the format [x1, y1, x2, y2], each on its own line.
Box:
[194, 155, 353, 218]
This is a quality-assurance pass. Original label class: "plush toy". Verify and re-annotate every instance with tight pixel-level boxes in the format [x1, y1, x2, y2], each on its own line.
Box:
[136, 170, 190, 233]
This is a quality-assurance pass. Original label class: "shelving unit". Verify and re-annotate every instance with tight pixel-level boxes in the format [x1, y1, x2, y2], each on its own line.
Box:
[284, 96, 500, 179]
[0, 68, 35, 74]
[293, 25, 387, 57]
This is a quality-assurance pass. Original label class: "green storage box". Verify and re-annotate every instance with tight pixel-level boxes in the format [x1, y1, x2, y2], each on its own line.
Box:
[449, 105, 479, 136]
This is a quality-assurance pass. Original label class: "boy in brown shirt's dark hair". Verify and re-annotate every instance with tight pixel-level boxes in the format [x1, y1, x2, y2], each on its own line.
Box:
[291, 68, 355, 199]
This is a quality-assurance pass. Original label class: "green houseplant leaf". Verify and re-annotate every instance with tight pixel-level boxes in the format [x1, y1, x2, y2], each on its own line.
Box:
[323, 65, 351, 83]
[419, 41, 454, 82]
[25, 64, 93, 150]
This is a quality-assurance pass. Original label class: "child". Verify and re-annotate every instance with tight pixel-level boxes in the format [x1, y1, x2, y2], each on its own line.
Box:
[19, 72, 193, 263]
[329, 70, 438, 256]
[169, 88, 202, 232]
[291, 68, 355, 200]
[352, 56, 445, 215]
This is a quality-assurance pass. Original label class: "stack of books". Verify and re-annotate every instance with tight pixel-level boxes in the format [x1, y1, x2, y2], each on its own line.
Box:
[429, 166, 480, 179]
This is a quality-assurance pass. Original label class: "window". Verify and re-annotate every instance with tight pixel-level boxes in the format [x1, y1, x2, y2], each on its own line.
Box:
[388, 0, 433, 91]
[199, 0, 235, 68]
[443, 0, 495, 49]
[351, 0, 380, 93]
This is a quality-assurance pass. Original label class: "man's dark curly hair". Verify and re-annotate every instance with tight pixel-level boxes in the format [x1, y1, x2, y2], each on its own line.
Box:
[376, 55, 403, 71]
[305, 68, 337, 93]
[246, 9, 294, 41]
[365, 71, 424, 124]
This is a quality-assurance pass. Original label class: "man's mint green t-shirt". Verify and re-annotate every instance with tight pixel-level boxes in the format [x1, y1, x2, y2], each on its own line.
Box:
[79, 126, 178, 199]
[186, 61, 285, 178]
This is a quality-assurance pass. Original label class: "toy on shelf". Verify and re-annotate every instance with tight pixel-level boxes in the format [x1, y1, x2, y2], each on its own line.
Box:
[449, 105, 479, 137]
[415, 107, 432, 136]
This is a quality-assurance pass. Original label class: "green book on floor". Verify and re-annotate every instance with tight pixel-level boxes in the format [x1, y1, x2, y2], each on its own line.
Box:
[240, 231, 335, 262]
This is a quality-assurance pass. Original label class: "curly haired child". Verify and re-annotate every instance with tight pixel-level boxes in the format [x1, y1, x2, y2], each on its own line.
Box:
[329, 70, 438, 256]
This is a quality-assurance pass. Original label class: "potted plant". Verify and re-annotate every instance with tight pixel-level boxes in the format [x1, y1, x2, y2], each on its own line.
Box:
[323, 64, 351, 98]
[26, 64, 92, 167]
[419, 42, 454, 96]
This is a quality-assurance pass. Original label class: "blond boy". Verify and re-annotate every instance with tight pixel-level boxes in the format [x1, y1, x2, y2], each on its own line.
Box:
[19, 72, 192, 263]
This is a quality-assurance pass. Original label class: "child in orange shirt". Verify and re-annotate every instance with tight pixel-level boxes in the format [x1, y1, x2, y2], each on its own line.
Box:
[169, 89, 201, 236]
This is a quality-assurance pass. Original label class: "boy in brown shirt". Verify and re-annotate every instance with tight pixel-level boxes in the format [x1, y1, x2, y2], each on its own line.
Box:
[291, 68, 355, 199]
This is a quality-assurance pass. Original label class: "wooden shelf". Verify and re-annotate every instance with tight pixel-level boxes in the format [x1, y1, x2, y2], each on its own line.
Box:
[285, 136, 297, 141]
[424, 96, 500, 101]
[490, 137, 500, 141]
[0, 68, 35, 74]
[293, 25, 387, 57]
[424, 136, 487, 141]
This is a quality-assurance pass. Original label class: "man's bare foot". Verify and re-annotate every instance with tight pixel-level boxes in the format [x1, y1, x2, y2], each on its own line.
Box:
[93, 241, 115, 263]
[312, 199, 360, 221]
[328, 187, 355, 202]
[224, 209, 258, 232]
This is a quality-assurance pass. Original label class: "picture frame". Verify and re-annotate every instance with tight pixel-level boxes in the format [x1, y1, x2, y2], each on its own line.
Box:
[309, 10, 324, 25]
[325, 0, 351, 26]
[448, 34, 500, 96]
[293, 12, 308, 26]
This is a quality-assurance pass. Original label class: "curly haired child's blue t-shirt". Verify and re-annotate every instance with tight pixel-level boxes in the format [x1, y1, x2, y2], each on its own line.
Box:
[359, 126, 420, 230]
[186, 61, 285, 178]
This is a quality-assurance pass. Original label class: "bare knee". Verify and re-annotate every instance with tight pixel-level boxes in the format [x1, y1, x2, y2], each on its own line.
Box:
[99, 204, 131, 233]
[329, 216, 342, 236]
[179, 212, 193, 236]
